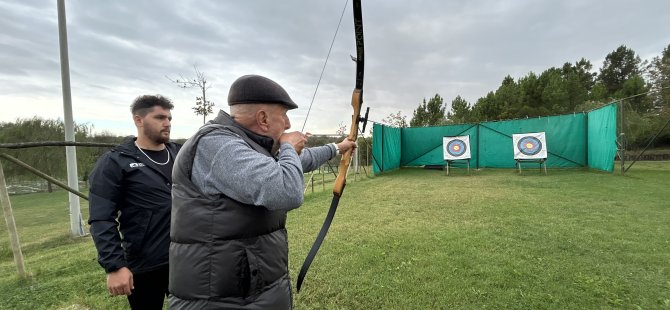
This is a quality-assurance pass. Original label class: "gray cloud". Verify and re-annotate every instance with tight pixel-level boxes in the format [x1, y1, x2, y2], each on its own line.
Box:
[1, 0, 669, 138]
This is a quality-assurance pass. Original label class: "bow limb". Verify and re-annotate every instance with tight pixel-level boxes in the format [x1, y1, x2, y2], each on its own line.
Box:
[333, 88, 363, 196]
[297, 0, 364, 292]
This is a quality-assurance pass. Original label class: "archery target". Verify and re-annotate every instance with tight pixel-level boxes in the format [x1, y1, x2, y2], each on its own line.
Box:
[443, 135, 471, 160]
[512, 132, 547, 159]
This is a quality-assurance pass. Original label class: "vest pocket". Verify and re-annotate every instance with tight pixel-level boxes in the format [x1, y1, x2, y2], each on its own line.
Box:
[210, 232, 288, 299]
[241, 248, 260, 298]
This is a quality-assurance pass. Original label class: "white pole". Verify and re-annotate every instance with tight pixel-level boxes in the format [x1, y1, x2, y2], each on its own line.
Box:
[57, 0, 85, 237]
[353, 142, 359, 180]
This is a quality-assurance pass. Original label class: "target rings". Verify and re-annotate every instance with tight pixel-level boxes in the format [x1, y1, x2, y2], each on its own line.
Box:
[447, 139, 467, 157]
[517, 136, 542, 156]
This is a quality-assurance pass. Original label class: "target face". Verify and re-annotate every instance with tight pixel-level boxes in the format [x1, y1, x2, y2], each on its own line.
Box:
[512, 132, 547, 159]
[447, 139, 467, 156]
[517, 136, 542, 156]
[443, 135, 471, 160]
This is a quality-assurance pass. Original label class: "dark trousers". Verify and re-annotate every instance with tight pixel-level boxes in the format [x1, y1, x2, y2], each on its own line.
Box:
[127, 265, 169, 310]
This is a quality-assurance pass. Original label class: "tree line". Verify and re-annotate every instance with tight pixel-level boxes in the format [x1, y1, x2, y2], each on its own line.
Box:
[0, 118, 371, 184]
[388, 44, 670, 148]
[0, 118, 129, 187]
[4, 44, 668, 183]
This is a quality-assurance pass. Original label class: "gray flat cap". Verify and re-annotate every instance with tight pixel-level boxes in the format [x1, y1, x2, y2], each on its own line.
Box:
[227, 75, 298, 109]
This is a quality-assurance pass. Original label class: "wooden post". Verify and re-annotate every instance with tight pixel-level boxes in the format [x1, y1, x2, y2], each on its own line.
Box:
[0, 154, 88, 200]
[0, 160, 27, 278]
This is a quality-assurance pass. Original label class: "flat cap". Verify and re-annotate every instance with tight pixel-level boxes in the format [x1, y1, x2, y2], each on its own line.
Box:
[227, 75, 298, 109]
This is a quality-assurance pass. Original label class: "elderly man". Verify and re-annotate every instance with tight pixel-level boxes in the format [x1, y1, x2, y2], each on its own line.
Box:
[169, 75, 356, 309]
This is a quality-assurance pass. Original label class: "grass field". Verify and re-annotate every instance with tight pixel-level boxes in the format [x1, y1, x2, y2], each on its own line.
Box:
[1, 162, 669, 309]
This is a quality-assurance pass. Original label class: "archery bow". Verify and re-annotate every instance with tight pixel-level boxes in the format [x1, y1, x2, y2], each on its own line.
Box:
[297, 0, 369, 292]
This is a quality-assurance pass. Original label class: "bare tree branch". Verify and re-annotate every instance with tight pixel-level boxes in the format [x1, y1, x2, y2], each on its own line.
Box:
[167, 65, 216, 124]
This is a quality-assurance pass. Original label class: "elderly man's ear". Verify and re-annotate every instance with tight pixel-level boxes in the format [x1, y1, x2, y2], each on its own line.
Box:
[256, 109, 270, 131]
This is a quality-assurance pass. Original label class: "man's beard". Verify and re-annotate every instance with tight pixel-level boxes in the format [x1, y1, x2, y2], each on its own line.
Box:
[146, 128, 170, 144]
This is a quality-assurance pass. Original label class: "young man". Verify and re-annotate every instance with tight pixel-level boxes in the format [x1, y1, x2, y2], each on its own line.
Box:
[89, 95, 181, 309]
[169, 75, 356, 309]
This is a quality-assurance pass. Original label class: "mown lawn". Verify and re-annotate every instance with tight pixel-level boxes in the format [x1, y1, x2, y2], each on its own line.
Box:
[1, 162, 669, 309]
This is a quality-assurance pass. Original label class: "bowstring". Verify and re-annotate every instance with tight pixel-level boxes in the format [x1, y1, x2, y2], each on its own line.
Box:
[300, 0, 349, 132]
[301, 0, 350, 183]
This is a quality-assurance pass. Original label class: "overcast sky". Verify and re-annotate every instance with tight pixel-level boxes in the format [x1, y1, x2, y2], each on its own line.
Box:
[1, 0, 669, 139]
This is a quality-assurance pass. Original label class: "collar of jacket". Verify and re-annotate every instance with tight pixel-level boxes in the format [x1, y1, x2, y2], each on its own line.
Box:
[210, 110, 275, 155]
[115, 136, 142, 154]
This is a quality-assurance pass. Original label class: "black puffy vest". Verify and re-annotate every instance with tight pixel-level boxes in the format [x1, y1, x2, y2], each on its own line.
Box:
[169, 113, 292, 309]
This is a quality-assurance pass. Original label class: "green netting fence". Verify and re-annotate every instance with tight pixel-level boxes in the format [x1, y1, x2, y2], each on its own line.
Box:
[372, 103, 617, 174]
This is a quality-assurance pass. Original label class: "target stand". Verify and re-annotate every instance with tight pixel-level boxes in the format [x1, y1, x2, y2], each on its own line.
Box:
[444, 159, 470, 176]
[442, 135, 471, 176]
[515, 158, 547, 175]
[512, 132, 548, 175]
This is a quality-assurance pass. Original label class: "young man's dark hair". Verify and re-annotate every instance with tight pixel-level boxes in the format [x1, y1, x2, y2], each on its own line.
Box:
[130, 94, 174, 116]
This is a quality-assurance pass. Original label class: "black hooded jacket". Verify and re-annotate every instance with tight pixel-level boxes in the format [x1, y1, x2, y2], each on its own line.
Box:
[88, 137, 181, 274]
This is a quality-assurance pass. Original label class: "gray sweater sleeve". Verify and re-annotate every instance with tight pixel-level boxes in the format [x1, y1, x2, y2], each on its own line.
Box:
[300, 144, 337, 173]
[191, 131, 305, 211]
